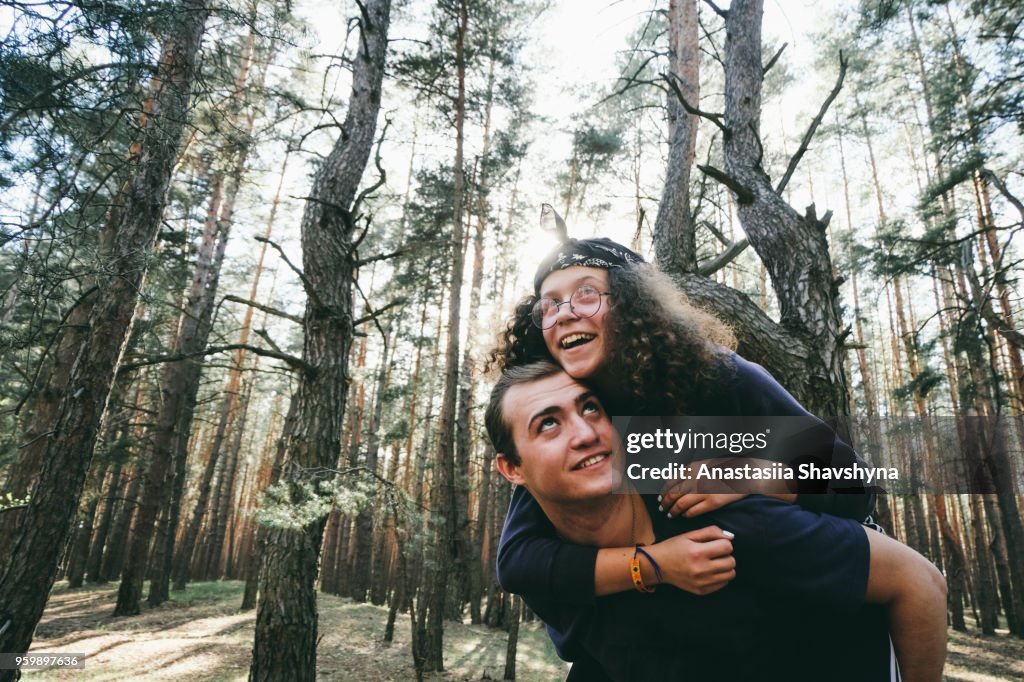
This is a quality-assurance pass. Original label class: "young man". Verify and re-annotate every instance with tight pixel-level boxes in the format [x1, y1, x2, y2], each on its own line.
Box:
[486, 362, 947, 682]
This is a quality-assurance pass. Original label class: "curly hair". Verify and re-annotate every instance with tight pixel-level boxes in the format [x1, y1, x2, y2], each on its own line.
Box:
[487, 263, 736, 415]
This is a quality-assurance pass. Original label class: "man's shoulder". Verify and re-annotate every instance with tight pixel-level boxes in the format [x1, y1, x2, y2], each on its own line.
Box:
[706, 495, 865, 543]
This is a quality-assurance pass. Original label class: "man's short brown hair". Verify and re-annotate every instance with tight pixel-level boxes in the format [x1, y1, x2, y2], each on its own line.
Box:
[485, 361, 564, 466]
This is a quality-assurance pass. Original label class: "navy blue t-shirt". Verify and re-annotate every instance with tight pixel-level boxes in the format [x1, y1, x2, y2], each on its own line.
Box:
[528, 496, 892, 682]
[497, 353, 877, 606]
[496, 353, 888, 679]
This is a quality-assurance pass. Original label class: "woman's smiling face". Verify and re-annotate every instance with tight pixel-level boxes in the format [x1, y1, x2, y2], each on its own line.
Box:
[539, 267, 612, 381]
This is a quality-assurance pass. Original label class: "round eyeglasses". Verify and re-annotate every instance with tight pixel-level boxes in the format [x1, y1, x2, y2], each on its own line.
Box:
[531, 285, 611, 330]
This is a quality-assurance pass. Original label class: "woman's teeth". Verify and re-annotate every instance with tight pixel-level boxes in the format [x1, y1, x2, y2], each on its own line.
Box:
[561, 333, 596, 349]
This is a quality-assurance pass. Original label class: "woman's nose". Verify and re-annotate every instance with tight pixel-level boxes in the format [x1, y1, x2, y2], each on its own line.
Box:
[552, 299, 579, 324]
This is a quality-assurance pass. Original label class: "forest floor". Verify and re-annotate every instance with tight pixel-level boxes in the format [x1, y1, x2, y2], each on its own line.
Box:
[20, 581, 567, 681]
[19, 581, 1024, 681]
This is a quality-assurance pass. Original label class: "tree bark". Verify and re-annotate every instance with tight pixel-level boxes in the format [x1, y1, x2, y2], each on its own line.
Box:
[65, 489, 101, 589]
[114, 157, 231, 615]
[717, 0, 849, 420]
[502, 596, 522, 681]
[654, 0, 700, 274]
[86, 461, 122, 583]
[422, 0, 469, 671]
[173, 152, 286, 590]
[0, 1, 209, 665]
[456, 77, 495, 622]
[351, 327, 393, 602]
[248, 1, 391, 679]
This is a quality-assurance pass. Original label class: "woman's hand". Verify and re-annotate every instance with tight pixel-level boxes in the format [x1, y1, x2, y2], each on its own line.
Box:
[658, 457, 797, 517]
[646, 526, 737, 595]
[659, 490, 747, 519]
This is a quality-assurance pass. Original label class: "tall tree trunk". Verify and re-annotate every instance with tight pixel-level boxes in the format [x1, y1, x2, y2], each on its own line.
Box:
[720, 0, 848, 419]
[86, 461, 122, 583]
[455, 64, 496, 622]
[654, 0, 699, 274]
[411, 298, 445, 672]
[835, 123, 891, 529]
[351, 327, 393, 602]
[152, 29, 261, 601]
[248, 1, 391, 679]
[421, 0, 469, 671]
[663, 0, 851, 425]
[65, 485, 102, 588]
[502, 596, 523, 681]
[172, 152, 283, 588]
[202, 376, 250, 579]
[0, 2, 210, 664]
[115, 158, 232, 615]
[240, 395, 285, 611]
[101, 465, 143, 582]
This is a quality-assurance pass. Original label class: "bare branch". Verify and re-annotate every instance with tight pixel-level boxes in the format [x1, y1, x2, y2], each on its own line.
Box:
[697, 164, 755, 204]
[354, 0, 372, 58]
[353, 278, 387, 343]
[776, 52, 848, 195]
[981, 167, 1024, 221]
[354, 299, 406, 327]
[700, 218, 731, 246]
[661, 72, 728, 137]
[352, 117, 391, 220]
[118, 343, 312, 375]
[763, 42, 787, 76]
[355, 248, 405, 268]
[254, 235, 324, 311]
[600, 51, 667, 105]
[254, 328, 285, 354]
[699, 238, 750, 277]
[701, 0, 728, 19]
[962, 242, 1024, 350]
[221, 295, 303, 325]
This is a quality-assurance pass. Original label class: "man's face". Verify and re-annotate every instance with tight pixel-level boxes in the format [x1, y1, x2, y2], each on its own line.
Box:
[496, 371, 623, 505]
[539, 267, 612, 381]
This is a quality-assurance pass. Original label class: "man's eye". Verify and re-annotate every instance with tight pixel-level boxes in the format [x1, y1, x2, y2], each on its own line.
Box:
[538, 416, 558, 431]
[583, 401, 601, 415]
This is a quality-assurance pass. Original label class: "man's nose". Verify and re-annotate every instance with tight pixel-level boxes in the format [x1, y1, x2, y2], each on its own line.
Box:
[568, 414, 600, 447]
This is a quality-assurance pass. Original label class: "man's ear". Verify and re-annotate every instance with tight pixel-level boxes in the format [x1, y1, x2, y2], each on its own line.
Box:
[495, 454, 525, 486]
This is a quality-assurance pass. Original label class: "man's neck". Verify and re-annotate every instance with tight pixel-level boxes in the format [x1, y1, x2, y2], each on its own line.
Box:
[539, 492, 648, 547]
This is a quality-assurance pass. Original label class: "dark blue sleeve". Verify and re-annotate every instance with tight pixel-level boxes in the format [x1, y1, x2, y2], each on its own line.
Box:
[726, 354, 877, 521]
[706, 496, 870, 614]
[497, 485, 598, 605]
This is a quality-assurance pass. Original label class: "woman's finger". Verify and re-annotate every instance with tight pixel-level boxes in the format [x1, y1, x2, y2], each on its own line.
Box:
[684, 493, 748, 518]
[665, 492, 704, 518]
[658, 479, 695, 512]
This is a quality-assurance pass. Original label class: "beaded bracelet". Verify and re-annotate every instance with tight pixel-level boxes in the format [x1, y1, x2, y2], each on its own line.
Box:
[630, 545, 663, 593]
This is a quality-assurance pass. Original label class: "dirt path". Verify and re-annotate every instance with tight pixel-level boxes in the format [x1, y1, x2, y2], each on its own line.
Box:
[19, 581, 1024, 681]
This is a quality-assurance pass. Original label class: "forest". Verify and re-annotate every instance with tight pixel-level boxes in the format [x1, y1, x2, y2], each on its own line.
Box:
[0, 0, 1022, 679]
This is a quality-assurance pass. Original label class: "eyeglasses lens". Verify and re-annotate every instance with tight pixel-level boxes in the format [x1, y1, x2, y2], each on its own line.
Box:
[531, 286, 603, 329]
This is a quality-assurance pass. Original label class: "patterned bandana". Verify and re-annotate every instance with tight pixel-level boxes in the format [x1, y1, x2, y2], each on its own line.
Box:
[533, 238, 645, 294]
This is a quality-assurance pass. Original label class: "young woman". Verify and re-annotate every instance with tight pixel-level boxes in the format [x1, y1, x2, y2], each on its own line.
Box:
[489, 237, 876, 661]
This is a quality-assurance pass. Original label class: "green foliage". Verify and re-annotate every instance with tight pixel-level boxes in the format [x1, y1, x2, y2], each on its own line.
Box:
[967, 0, 1024, 133]
[918, 150, 985, 208]
[893, 365, 945, 400]
[255, 473, 377, 529]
